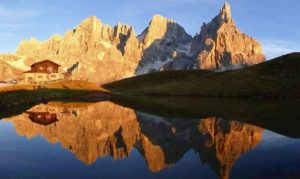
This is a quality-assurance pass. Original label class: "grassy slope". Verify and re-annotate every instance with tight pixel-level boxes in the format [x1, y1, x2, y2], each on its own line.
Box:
[104, 53, 300, 98]
[0, 80, 106, 107]
[0, 80, 104, 92]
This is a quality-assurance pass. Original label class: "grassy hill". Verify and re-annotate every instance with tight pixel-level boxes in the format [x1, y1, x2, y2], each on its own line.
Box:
[0, 80, 107, 107]
[0, 80, 104, 92]
[104, 53, 300, 98]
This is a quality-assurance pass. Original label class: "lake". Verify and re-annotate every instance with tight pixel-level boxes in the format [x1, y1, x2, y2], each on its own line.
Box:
[0, 97, 300, 178]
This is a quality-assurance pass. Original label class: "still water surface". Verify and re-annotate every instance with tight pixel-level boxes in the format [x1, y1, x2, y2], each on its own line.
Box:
[0, 98, 300, 178]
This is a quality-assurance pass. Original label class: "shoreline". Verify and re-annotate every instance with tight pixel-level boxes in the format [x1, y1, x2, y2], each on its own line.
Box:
[1, 87, 300, 109]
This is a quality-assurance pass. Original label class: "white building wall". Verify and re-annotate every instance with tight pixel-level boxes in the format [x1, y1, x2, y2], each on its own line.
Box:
[23, 73, 63, 85]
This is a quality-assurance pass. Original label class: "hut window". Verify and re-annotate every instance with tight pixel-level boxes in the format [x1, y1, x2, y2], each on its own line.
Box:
[38, 76, 43, 78]
[47, 67, 53, 72]
[51, 75, 56, 78]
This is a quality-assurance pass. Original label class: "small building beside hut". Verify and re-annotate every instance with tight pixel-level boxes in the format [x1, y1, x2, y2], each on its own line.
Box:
[22, 60, 62, 84]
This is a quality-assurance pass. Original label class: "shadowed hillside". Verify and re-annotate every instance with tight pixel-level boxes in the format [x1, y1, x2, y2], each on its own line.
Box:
[0, 80, 109, 108]
[104, 53, 300, 98]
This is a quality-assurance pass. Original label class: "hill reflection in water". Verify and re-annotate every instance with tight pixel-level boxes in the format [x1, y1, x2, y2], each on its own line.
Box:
[2, 97, 300, 179]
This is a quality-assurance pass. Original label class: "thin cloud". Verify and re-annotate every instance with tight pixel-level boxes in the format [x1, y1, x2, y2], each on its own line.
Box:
[261, 40, 299, 59]
[0, 6, 37, 20]
[0, 5, 40, 29]
[158, 0, 220, 3]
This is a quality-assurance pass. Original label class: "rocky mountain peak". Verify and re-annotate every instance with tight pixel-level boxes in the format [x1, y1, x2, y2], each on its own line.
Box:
[139, 14, 191, 48]
[151, 14, 176, 24]
[50, 34, 63, 40]
[135, 14, 192, 75]
[139, 14, 173, 47]
[77, 16, 104, 31]
[16, 37, 41, 56]
[114, 21, 132, 36]
[28, 37, 41, 43]
[219, 2, 233, 24]
[190, 2, 265, 70]
[205, 2, 234, 31]
[6, 3, 267, 83]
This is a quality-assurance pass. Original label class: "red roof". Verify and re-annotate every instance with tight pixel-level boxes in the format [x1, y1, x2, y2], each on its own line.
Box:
[26, 111, 58, 126]
[22, 69, 57, 74]
[30, 60, 61, 67]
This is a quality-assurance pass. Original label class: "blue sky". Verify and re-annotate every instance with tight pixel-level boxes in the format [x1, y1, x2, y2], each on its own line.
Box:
[0, 0, 299, 59]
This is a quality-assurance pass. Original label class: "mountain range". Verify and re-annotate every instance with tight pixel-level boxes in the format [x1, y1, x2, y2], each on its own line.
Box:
[0, 2, 265, 83]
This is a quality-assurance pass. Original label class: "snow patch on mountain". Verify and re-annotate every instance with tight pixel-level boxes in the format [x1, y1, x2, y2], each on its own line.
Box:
[3, 56, 30, 71]
[136, 57, 173, 75]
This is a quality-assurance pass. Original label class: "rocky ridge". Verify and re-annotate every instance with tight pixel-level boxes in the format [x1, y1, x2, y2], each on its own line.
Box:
[190, 2, 265, 70]
[0, 54, 24, 81]
[2, 2, 265, 83]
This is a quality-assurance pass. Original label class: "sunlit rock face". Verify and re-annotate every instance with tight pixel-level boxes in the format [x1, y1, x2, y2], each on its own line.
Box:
[135, 14, 193, 74]
[6, 3, 265, 83]
[16, 38, 42, 56]
[0, 59, 23, 81]
[5, 102, 263, 178]
[196, 117, 263, 179]
[190, 3, 265, 70]
[16, 16, 141, 83]
[15, 14, 193, 81]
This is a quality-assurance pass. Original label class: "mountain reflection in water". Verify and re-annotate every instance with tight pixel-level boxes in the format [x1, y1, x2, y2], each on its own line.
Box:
[1, 98, 300, 179]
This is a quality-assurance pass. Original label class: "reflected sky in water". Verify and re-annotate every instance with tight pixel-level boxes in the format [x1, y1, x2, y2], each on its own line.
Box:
[0, 100, 300, 178]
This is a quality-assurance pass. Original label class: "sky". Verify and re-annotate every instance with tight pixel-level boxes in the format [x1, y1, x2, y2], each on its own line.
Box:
[0, 0, 299, 59]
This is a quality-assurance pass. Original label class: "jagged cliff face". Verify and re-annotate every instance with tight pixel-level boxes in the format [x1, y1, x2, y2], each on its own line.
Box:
[0, 54, 24, 81]
[5, 102, 263, 177]
[139, 14, 189, 48]
[0, 61, 22, 81]
[136, 14, 193, 74]
[6, 2, 265, 83]
[16, 38, 42, 56]
[197, 118, 263, 179]
[191, 3, 265, 70]
[16, 17, 141, 83]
